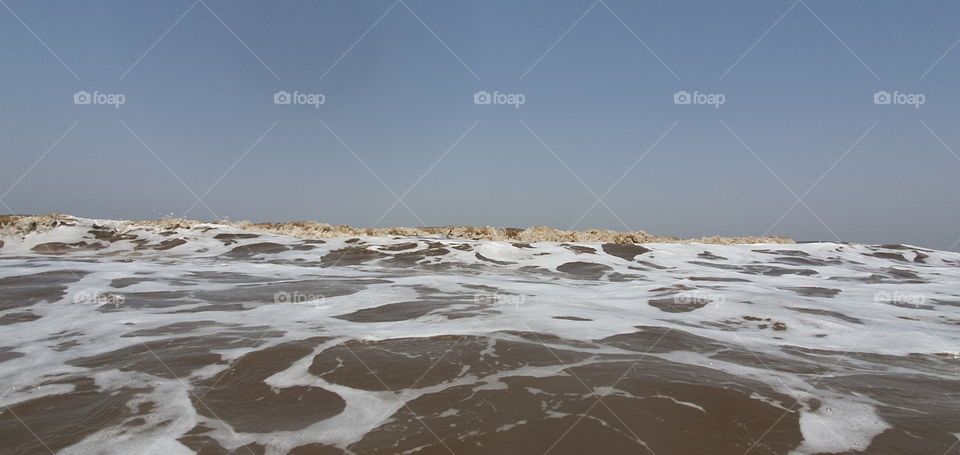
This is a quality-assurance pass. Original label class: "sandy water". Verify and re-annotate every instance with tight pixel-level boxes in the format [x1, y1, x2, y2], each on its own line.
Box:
[1, 218, 959, 454]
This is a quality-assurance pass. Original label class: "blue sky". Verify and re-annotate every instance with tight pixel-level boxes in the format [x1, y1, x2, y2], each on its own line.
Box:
[1, 0, 959, 249]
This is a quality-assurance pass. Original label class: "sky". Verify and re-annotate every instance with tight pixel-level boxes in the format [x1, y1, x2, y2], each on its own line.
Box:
[1, 0, 959, 250]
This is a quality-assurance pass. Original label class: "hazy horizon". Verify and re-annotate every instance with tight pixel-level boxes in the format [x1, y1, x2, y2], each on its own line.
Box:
[2, 1, 959, 249]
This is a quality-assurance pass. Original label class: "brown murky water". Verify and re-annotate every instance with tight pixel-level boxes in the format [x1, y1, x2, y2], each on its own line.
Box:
[1, 218, 959, 454]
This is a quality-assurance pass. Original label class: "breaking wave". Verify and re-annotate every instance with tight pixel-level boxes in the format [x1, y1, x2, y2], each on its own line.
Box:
[0, 214, 794, 245]
[0, 216, 958, 454]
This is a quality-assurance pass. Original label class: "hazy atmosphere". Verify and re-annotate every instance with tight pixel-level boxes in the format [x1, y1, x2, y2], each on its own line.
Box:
[1, 1, 958, 249]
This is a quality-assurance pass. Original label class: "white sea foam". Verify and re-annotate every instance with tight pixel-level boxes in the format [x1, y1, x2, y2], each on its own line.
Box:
[1, 217, 958, 453]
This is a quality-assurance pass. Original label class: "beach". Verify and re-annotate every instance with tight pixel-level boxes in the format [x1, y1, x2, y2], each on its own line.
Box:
[1, 216, 958, 454]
